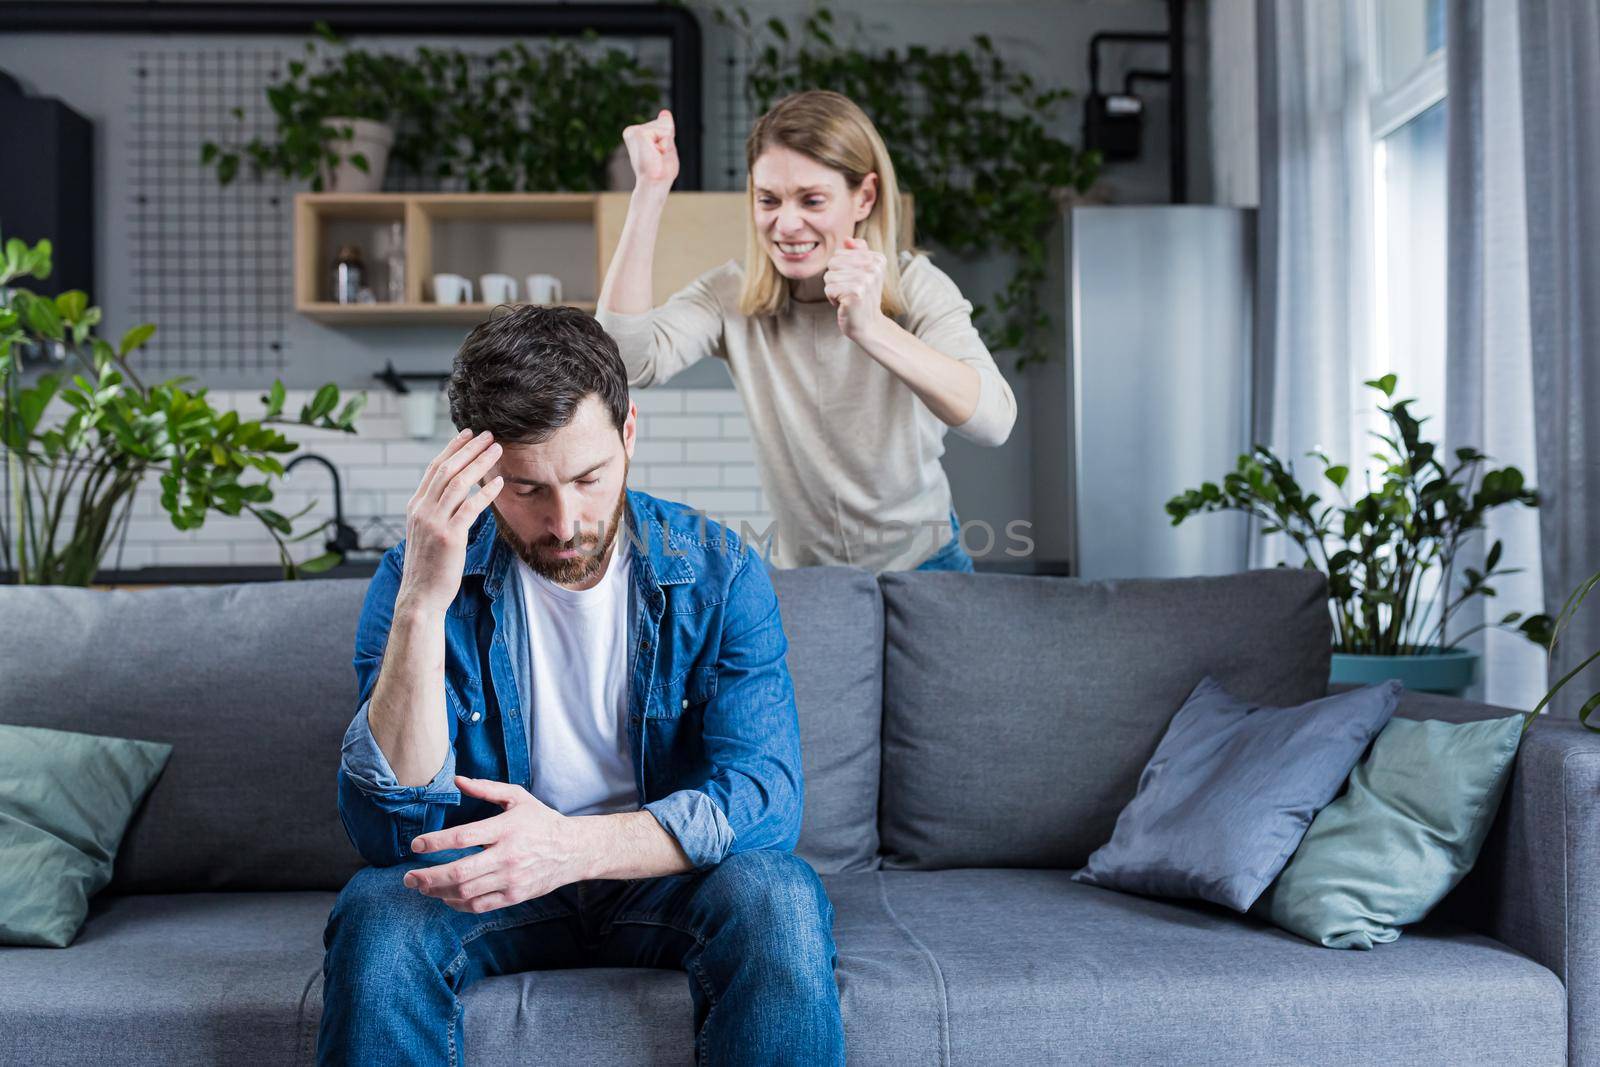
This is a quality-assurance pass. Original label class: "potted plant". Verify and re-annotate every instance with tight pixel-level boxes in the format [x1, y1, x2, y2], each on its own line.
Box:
[202, 29, 662, 196]
[1, 236, 363, 583]
[1167, 375, 1547, 696]
[202, 23, 420, 192]
[1528, 568, 1600, 729]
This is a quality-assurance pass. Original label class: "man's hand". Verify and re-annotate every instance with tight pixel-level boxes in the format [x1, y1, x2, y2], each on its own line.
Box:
[824, 237, 888, 343]
[403, 776, 587, 913]
[395, 429, 504, 620]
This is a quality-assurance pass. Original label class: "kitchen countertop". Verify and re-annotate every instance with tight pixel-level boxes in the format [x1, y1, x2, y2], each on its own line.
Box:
[4, 557, 1072, 586]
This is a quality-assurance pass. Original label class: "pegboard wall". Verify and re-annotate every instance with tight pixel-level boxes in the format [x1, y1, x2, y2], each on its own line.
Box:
[129, 48, 293, 376]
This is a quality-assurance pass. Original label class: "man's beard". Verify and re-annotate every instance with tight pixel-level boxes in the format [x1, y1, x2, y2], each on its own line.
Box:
[493, 472, 629, 586]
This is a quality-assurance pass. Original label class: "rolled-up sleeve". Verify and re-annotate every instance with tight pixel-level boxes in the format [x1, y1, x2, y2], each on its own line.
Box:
[641, 545, 803, 870]
[902, 256, 1017, 447]
[595, 266, 729, 388]
[338, 544, 462, 867]
[643, 789, 737, 870]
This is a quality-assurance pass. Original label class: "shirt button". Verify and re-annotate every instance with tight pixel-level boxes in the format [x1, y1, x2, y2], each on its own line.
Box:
[681, 698, 689, 709]
[470, 712, 481, 723]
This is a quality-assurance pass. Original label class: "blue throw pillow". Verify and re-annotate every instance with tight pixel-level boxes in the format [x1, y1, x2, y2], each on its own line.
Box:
[1073, 677, 1400, 912]
[1255, 713, 1525, 948]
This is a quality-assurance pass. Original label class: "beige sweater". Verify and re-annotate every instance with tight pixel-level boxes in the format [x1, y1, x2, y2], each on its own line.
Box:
[596, 252, 1016, 572]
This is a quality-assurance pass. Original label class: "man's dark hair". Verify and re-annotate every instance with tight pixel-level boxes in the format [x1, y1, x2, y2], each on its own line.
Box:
[447, 305, 630, 443]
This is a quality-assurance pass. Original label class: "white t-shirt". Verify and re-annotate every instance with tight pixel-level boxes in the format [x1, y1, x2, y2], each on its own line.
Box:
[513, 543, 636, 817]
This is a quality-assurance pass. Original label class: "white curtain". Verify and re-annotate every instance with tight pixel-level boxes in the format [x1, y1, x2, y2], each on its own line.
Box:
[1251, 0, 1376, 570]
[1444, 0, 1546, 709]
[1449, 0, 1600, 717]
[1519, 0, 1600, 718]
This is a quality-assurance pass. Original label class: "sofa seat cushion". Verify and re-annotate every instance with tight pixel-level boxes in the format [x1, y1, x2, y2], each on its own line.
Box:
[879, 869, 1566, 1066]
[0, 891, 334, 1065]
[3, 872, 1561, 1066]
[450, 872, 947, 1066]
[0, 875, 948, 1067]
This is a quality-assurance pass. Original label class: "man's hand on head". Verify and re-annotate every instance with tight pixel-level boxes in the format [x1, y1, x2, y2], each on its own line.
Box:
[403, 776, 590, 913]
[394, 429, 506, 620]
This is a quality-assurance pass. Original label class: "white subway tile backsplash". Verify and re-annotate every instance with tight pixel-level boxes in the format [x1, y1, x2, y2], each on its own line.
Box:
[684, 391, 745, 413]
[340, 465, 429, 491]
[683, 489, 762, 513]
[630, 439, 685, 465]
[685, 440, 755, 464]
[383, 441, 455, 466]
[721, 464, 763, 488]
[639, 415, 723, 439]
[628, 390, 684, 414]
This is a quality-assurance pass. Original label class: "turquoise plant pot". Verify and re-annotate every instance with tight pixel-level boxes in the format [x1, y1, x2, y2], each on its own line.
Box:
[1329, 647, 1479, 698]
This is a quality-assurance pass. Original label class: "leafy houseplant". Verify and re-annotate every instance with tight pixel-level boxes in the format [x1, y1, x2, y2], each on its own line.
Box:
[724, 5, 1102, 369]
[1167, 376, 1548, 693]
[203, 27, 662, 194]
[1531, 569, 1600, 731]
[202, 23, 421, 191]
[1, 237, 364, 584]
[409, 39, 663, 192]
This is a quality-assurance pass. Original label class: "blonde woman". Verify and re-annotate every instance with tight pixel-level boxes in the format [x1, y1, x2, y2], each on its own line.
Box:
[596, 90, 1016, 572]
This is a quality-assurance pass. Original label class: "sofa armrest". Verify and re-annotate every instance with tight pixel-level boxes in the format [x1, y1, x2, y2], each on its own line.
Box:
[1391, 691, 1600, 1066]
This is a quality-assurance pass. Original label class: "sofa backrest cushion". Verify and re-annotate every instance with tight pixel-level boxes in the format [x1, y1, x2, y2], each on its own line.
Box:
[0, 580, 371, 893]
[0, 565, 883, 892]
[876, 568, 1333, 871]
[768, 566, 884, 873]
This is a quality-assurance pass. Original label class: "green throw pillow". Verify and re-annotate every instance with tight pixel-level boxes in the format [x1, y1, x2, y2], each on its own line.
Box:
[1257, 713, 1524, 949]
[0, 723, 171, 947]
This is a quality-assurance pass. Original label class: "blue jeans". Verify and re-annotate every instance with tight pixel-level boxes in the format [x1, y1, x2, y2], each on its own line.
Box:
[915, 510, 977, 572]
[318, 850, 844, 1066]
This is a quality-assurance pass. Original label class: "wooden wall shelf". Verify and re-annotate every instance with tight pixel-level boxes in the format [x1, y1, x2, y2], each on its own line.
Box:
[293, 192, 747, 326]
[294, 191, 913, 327]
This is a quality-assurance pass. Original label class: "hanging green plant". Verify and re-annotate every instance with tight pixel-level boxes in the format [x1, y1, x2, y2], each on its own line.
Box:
[201, 26, 662, 194]
[412, 38, 663, 192]
[721, 5, 1102, 369]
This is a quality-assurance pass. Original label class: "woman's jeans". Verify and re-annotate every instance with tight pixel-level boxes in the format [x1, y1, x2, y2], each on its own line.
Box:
[318, 850, 844, 1066]
[915, 510, 977, 572]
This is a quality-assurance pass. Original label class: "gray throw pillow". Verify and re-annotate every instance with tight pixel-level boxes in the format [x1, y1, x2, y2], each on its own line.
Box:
[1073, 677, 1400, 912]
[0, 723, 171, 947]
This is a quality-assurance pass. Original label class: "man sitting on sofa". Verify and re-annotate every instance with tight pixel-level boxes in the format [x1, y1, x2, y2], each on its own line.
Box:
[319, 306, 844, 1065]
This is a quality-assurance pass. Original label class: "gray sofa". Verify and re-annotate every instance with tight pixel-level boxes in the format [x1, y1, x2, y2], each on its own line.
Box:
[1, 567, 1593, 1065]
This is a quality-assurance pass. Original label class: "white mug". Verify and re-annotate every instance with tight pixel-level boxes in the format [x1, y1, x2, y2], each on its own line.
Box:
[479, 273, 517, 305]
[401, 390, 441, 439]
[433, 274, 474, 305]
[525, 273, 563, 305]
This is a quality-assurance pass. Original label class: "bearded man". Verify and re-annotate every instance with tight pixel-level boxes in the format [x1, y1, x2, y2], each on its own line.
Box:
[318, 306, 844, 1066]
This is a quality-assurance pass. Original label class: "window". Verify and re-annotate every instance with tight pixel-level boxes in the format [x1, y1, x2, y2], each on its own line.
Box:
[1368, 0, 1448, 434]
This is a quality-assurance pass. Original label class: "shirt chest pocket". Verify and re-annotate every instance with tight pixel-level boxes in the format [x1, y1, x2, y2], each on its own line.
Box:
[649, 665, 717, 720]
[445, 662, 485, 726]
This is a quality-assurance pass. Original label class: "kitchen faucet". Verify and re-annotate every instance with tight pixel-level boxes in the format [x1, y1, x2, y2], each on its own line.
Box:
[284, 453, 361, 556]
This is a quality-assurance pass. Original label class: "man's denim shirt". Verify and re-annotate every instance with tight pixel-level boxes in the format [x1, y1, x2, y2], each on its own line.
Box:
[338, 489, 803, 871]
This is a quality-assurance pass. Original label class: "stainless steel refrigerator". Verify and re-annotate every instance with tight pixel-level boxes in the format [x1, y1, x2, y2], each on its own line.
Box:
[1032, 205, 1256, 580]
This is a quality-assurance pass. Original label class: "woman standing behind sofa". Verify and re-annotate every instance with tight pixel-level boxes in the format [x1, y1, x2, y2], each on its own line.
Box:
[596, 91, 1016, 573]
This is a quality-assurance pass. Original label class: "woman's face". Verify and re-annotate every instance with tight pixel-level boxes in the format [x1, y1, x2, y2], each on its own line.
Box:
[750, 146, 877, 287]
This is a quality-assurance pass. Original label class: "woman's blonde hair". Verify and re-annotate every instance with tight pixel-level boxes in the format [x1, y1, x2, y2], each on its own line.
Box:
[738, 90, 912, 318]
